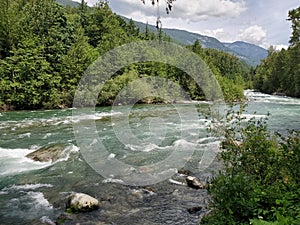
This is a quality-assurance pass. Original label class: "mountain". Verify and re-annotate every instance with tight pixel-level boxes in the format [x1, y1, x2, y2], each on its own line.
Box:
[162, 29, 268, 65]
[131, 20, 267, 66]
[223, 41, 268, 66]
[56, 0, 80, 7]
[54, 0, 267, 66]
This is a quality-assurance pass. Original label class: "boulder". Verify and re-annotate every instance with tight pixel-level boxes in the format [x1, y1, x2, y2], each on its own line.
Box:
[67, 193, 99, 212]
[26, 144, 68, 163]
[186, 176, 206, 189]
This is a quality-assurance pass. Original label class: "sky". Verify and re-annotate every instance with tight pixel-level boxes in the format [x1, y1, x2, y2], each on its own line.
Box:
[75, 0, 300, 49]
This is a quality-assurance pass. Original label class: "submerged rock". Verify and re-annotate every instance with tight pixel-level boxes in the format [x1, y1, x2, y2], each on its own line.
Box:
[186, 176, 206, 189]
[67, 193, 99, 212]
[187, 206, 203, 214]
[56, 212, 76, 224]
[130, 187, 156, 199]
[177, 169, 192, 176]
[26, 144, 68, 163]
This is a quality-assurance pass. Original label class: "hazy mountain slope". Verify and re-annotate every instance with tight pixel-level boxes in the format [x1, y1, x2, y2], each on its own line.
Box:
[56, 0, 79, 7]
[132, 20, 267, 65]
[54, 1, 267, 66]
[223, 41, 268, 65]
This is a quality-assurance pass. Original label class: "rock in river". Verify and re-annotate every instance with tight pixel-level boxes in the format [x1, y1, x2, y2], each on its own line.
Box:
[187, 206, 203, 214]
[67, 193, 99, 212]
[186, 176, 206, 189]
[26, 143, 68, 163]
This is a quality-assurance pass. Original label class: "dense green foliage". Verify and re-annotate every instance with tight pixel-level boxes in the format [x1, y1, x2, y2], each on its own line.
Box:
[254, 6, 300, 97]
[188, 40, 250, 101]
[0, 0, 250, 110]
[202, 7, 300, 224]
[201, 106, 300, 225]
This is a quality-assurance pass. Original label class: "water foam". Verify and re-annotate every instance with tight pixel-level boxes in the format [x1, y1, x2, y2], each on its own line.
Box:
[18, 132, 31, 139]
[245, 90, 300, 105]
[72, 111, 123, 123]
[54, 144, 80, 163]
[0, 144, 79, 176]
[0, 111, 123, 130]
[2, 183, 53, 192]
[102, 178, 125, 184]
[124, 140, 191, 152]
[173, 139, 197, 148]
[4, 191, 54, 220]
[125, 143, 161, 152]
[40, 216, 56, 225]
[0, 147, 51, 176]
[28, 191, 53, 209]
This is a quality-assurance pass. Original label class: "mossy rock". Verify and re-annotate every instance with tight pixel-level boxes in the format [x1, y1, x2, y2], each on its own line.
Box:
[26, 143, 69, 163]
[66, 193, 99, 213]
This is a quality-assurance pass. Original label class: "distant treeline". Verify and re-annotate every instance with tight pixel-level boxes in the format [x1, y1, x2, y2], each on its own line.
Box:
[0, 0, 252, 110]
[254, 7, 300, 98]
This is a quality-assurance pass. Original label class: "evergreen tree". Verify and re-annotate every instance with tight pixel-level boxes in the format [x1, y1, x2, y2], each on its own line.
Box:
[254, 6, 300, 97]
[0, 37, 52, 109]
[288, 6, 300, 46]
[60, 27, 99, 106]
[0, 0, 25, 59]
[0, 0, 254, 110]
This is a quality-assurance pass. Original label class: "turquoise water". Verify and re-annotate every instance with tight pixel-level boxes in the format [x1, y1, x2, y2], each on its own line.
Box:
[244, 90, 300, 132]
[0, 91, 299, 224]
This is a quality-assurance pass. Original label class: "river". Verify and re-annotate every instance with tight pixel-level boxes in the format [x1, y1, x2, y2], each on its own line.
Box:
[0, 91, 299, 225]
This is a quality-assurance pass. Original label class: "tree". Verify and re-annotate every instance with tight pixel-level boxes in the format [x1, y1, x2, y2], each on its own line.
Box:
[191, 39, 202, 54]
[78, 0, 89, 28]
[288, 6, 300, 46]
[0, 37, 52, 109]
[254, 6, 300, 98]
[18, 0, 74, 67]
[0, 0, 25, 59]
[93, 2, 131, 54]
[60, 27, 99, 106]
[125, 19, 140, 37]
[0, 0, 252, 110]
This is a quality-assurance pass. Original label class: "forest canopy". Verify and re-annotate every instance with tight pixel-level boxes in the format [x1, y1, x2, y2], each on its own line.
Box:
[253, 6, 300, 97]
[0, 0, 254, 110]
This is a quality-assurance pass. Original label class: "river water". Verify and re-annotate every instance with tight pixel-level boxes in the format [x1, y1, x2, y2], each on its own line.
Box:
[0, 91, 299, 225]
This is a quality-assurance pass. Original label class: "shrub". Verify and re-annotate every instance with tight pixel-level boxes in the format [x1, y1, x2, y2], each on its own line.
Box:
[201, 105, 300, 225]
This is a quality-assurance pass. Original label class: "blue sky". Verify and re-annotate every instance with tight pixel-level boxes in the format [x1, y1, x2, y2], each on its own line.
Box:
[76, 0, 300, 49]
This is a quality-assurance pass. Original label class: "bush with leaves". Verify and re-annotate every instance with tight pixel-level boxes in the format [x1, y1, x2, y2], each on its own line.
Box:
[201, 105, 300, 225]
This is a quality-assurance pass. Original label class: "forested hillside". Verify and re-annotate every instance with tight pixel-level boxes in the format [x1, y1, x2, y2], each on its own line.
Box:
[254, 6, 300, 97]
[129, 19, 268, 66]
[0, 0, 251, 110]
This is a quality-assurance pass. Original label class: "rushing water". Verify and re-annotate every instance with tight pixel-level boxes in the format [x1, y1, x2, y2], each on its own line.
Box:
[0, 91, 299, 225]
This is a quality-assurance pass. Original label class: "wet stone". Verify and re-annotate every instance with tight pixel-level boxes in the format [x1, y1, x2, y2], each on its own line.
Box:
[187, 206, 203, 214]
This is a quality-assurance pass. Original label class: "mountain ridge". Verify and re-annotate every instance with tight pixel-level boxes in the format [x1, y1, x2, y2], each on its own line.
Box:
[55, 0, 268, 66]
[56, 0, 80, 7]
[130, 19, 267, 65]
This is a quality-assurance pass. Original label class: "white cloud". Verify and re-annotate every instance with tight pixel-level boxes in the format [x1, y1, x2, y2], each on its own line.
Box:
[238, 25, 267, 47]
[73, 0, 298, 47]
[173, 0, 246, 21]
[108, 0, 246, 22]
[201, 28, 233, 42]
[273, 45, 288, 50]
